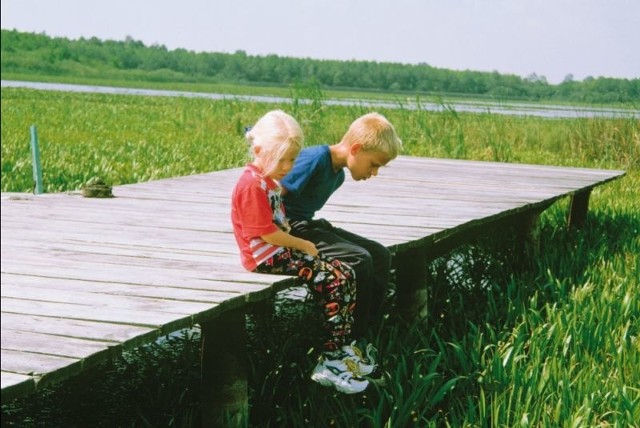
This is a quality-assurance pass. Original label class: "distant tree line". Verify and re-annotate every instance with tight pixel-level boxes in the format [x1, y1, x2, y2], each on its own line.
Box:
[1, 29, 638, 104]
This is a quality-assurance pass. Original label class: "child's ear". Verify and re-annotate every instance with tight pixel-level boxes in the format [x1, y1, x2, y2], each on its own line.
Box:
[350, 142, 363, 155]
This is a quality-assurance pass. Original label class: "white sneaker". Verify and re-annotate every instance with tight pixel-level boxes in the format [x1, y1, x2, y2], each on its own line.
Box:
[311, 357, 369, 394]
[322, 346, 376, 377]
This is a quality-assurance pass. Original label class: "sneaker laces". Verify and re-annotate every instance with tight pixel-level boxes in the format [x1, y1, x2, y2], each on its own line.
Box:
[344, 340, 376, 365]
[344, 357, 364, 377]
[349, 343, 366, 361]
[339, 342, 377, 376]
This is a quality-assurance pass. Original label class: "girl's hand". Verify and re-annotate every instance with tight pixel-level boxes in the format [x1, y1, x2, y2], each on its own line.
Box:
[302, 240, 319, 257]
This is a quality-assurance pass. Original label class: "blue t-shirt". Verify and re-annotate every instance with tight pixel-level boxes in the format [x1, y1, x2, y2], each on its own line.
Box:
[281, 145, 345, 221]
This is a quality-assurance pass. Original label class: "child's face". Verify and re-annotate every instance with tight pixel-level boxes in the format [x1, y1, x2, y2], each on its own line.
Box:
[269, 146, 300, 181]
[347, 144, 392, 181]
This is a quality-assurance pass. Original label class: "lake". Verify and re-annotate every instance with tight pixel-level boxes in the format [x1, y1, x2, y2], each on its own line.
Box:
[2, 80, 638, 119]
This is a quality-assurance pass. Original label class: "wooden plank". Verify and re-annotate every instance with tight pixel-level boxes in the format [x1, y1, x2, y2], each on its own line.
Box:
[1, 275, 245, 304]
[1, 312, 155, 343]
[0, 219, 233, 249]
[0, 237, 229, 264]
[1, 283, 218, 316]
[1, 254, 286, 288]
[1, 298, 195, 330]
[2, 349, 81, 378]
[1, 330, 115, 360]
[1, 272, 277, 296]
[1, 372, 35, 402]
[0, 331, 116, 391]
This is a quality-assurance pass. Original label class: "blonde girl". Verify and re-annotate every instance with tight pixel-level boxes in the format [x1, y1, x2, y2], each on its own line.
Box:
[230, 110, 370, 394]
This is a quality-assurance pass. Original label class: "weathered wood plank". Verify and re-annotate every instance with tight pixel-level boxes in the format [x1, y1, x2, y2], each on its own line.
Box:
[1, 271, 278, 296]
[1, 298, 196, 329]
[1, 330, 116, 360]
[1, 254, 287, 288]
[0, 332, 118, 392]
[1, 372, 35, 402]
[1, 283, 218, 316]
[2, 349, 81, 379]
[1, 275, 245, 304]
[1, 312, 155, 343]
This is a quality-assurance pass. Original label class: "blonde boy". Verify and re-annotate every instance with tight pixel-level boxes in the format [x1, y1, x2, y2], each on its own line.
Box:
[281, 112, 403, 339]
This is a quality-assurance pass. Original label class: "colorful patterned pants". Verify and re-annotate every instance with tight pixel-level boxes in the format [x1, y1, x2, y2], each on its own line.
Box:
[255, 248, 356, 351]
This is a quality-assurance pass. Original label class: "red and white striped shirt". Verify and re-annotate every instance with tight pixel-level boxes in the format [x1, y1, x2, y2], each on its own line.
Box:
[231, 164, 290, 271]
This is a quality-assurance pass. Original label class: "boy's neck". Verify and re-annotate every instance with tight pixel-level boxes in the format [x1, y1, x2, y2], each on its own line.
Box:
[329, 142, 348, 172]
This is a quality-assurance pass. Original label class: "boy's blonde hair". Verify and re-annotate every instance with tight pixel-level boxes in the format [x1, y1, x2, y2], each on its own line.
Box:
[342, 112, 402, 159]
[246, 110, 304, 176]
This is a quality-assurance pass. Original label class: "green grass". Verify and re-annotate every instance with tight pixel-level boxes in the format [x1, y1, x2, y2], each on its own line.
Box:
[1, 86, 638, 427]
[2, 87, 637, 193]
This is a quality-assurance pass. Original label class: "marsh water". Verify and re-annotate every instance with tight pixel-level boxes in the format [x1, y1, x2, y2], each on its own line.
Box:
[3, 80, 638, 119]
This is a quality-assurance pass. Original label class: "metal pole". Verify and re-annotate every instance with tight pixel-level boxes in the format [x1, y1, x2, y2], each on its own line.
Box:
[30, 125, 44, 194]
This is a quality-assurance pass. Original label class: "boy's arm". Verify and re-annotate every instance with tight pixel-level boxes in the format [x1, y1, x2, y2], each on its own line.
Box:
[280, 148, 319, 196]
[261, 230, 318, 256]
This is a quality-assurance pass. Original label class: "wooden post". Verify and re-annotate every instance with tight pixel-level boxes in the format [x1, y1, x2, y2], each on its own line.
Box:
[200, 308, 248, 427]
[30, 125, 44, 194]
[394, 245, 429, 321]
[568, 189, 592, 229]
[514, 209, 542, 269]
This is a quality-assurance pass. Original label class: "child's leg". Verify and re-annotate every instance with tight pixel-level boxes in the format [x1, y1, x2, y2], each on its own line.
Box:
[289, 220, 391, 338]
[330, 226, 392, 324]
[254, 248, 356, 352]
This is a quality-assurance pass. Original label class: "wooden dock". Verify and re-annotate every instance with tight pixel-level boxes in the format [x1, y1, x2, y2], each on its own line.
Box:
[0, 155, 625, 422]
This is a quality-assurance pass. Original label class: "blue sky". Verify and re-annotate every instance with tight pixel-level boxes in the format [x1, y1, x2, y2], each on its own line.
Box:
[2, 0, 639, 84]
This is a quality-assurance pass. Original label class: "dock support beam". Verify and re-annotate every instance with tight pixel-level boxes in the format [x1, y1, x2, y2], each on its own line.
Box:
[568, 189, 592, 229]
[200, 308, 248, 427]
[514, 209, 543, 270]
[394, 245, 429, 321]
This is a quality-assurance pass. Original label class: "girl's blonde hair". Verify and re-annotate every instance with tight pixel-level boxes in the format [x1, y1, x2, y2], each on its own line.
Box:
[245, 110, 304, 177]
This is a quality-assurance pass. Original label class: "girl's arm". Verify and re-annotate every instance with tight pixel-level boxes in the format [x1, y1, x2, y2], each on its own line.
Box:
[261, 230, 318, 256]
